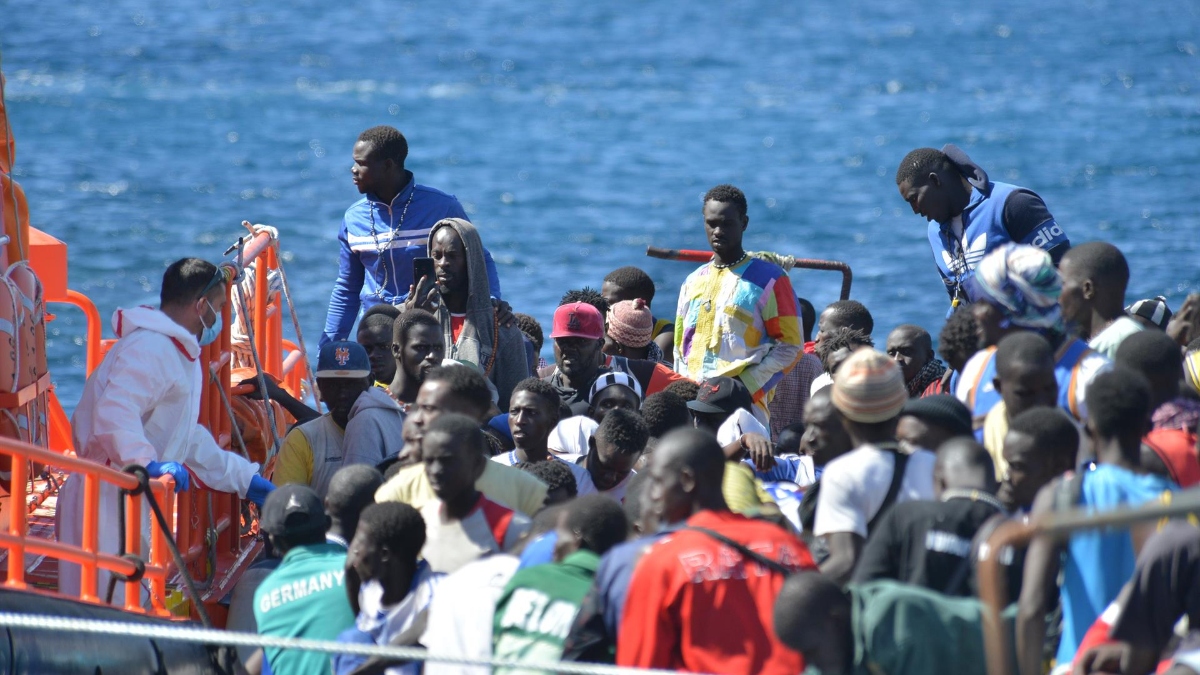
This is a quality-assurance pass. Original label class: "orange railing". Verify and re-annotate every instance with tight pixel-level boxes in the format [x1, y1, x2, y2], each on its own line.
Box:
[15, 227, 307, 624]
[0, 436, 177, 617]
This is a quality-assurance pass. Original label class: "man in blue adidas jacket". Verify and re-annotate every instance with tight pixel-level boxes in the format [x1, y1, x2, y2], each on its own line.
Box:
[895, 144, 1070, 307]
[322, 125, 502, 346]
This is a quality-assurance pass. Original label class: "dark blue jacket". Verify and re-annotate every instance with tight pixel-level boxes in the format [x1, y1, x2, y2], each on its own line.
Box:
[321, 175, 502, 346]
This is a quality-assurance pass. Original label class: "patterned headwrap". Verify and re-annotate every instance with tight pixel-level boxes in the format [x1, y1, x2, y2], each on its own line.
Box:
[967, 243, 1064, 333]
[1185, 350, 1200, 398]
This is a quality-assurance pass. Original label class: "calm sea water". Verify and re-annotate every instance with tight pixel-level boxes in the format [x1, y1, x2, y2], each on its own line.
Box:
[4, 0, 1200, 405]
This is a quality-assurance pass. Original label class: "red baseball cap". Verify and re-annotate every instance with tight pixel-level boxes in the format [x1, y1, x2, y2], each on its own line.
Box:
[551, 302, 604, 340]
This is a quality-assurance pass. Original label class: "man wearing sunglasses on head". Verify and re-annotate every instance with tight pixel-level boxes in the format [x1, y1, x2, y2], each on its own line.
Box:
[57, 258, 275, 599]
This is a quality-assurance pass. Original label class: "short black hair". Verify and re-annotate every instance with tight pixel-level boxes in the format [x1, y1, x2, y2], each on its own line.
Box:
[1086, 367, 1152, 442]
[777, 423, 805, 454]
[995, 331, 1054, 377]
[1008, 407, 1079, 466]
[564, 494, 629, 556]
[363, 303, 402, 321]
[603, 267, 656, 304]
[325, 465, 383, 539]
[510, 377, 561, 411]
[797, 297, 816, 343]
[424, 412, 487, 456]
[357, 125, 409, 166]
[424, 366, 493, 417]
[774, 571, 850, 651]
[161, 258, 219, 306]
[356, 501, 426, 561]
[641, 391, 690, 439]
[560, 287, 608, 318]
[360, 305, 399, 334]
[1064, 241, 1129, 293]
[663, 379, 700, 402]
[595, 408, 649, 456]
[895, 147, 951, 186]
[938, 306, 980, 369]
[1187, 338, 1200, 353]
[393, 308, 441, 347]
[513, 313, 544, 352]
[1115, 330, 1183, 382]
[815, 327, 873, 371]
[517, 460, 578, 498]
[703, 184, 748, 219]
[824, 300, 874, 335]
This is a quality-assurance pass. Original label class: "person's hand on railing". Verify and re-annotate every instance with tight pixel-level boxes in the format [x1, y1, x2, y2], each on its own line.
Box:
[247, 475, 275, 507]
[145, 461, 190, 493]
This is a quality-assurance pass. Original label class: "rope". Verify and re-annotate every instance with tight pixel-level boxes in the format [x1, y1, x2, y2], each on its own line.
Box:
[0, 611, 704, 675]
[266, 235, 321, 411]
[122, 464, 213, 628]
[233, 238, 283, 465]
[209, 365, 252, 463]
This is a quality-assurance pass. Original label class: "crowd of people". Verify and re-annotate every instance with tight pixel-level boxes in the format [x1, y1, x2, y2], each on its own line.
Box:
[60, 125, 1200, 675]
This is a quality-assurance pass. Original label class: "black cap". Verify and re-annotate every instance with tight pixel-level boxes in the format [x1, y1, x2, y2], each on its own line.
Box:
[900, 394, 973, 437]
[261, 484, 326, 538]
[687, 376, 753, 416]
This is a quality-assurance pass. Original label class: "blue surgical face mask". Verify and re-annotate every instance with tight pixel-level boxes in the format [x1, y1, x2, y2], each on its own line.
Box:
[198, 299, 222, 346]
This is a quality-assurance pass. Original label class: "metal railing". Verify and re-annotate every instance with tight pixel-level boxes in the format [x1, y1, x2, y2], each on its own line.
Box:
[977, 490, 1200, 675]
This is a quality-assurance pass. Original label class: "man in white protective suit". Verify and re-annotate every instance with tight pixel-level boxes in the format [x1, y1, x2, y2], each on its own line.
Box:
[56, 257, 276, 600]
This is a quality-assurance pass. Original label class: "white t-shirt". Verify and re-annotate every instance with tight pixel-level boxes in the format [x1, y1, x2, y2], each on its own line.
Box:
[716, 408, 770, 447]
[557, 453, 634, 502]
[422, 554, 520, 675]
[813, 444, 937, 538]
[1088, 316, 1144, 361]
[810, 371, 833, 397]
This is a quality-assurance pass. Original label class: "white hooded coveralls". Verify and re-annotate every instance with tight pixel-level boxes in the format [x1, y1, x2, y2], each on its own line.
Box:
[56, 306, 260, 599]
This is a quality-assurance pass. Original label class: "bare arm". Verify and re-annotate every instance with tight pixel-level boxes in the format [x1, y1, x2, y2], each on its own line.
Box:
[819, 531, 864, 585]
[1017, 481, 1065, 675]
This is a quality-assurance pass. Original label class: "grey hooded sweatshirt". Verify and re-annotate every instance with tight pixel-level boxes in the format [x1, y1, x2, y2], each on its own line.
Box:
[427, 218, 530, 411]
[342, 387, 405, 469]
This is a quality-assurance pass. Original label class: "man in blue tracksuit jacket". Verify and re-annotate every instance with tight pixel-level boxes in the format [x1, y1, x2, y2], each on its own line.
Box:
[894, 144, 1070, 308]
[321, 125, 502, 346]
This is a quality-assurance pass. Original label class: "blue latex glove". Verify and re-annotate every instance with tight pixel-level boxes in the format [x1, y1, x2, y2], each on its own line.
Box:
[146, 461, 190, 493]
[247, 475, 275, 507]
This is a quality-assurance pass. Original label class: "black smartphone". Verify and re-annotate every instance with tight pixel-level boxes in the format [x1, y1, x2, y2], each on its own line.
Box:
[412, 257, 435, 285]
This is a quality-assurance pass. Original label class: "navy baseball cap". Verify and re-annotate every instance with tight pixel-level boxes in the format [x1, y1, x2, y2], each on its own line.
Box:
[687, 376, 753, 416]
[316, 341, 370, 379]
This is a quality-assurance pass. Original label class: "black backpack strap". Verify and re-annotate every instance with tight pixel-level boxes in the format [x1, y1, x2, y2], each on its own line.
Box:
[867, 448, 910, 534]
[798, 480, 820, 532]
[683, 525, 793, 576]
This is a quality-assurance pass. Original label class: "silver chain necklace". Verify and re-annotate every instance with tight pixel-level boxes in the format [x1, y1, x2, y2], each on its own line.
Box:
[367, 189, 415, 299]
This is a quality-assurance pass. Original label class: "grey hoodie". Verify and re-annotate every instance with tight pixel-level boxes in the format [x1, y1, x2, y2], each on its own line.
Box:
[342, 387, 405, 468]
[427, 218, 530, 412]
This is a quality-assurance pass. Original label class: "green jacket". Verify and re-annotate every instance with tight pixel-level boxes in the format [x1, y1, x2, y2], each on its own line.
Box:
[493, 549, 599, 674]
[849, 580, 1009, 675]
[254, 543, 356, 675]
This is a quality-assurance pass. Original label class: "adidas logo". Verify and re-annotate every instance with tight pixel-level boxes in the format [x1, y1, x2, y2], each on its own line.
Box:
[1029, 224, 1065, 249]
[943, 233, 989, 275]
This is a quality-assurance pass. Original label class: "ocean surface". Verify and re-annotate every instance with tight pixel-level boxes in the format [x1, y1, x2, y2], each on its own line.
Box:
[4, 0, 1200, 406]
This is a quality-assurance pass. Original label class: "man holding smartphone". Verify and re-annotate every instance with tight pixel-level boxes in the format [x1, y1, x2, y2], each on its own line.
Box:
[321, 125, 504, 347]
